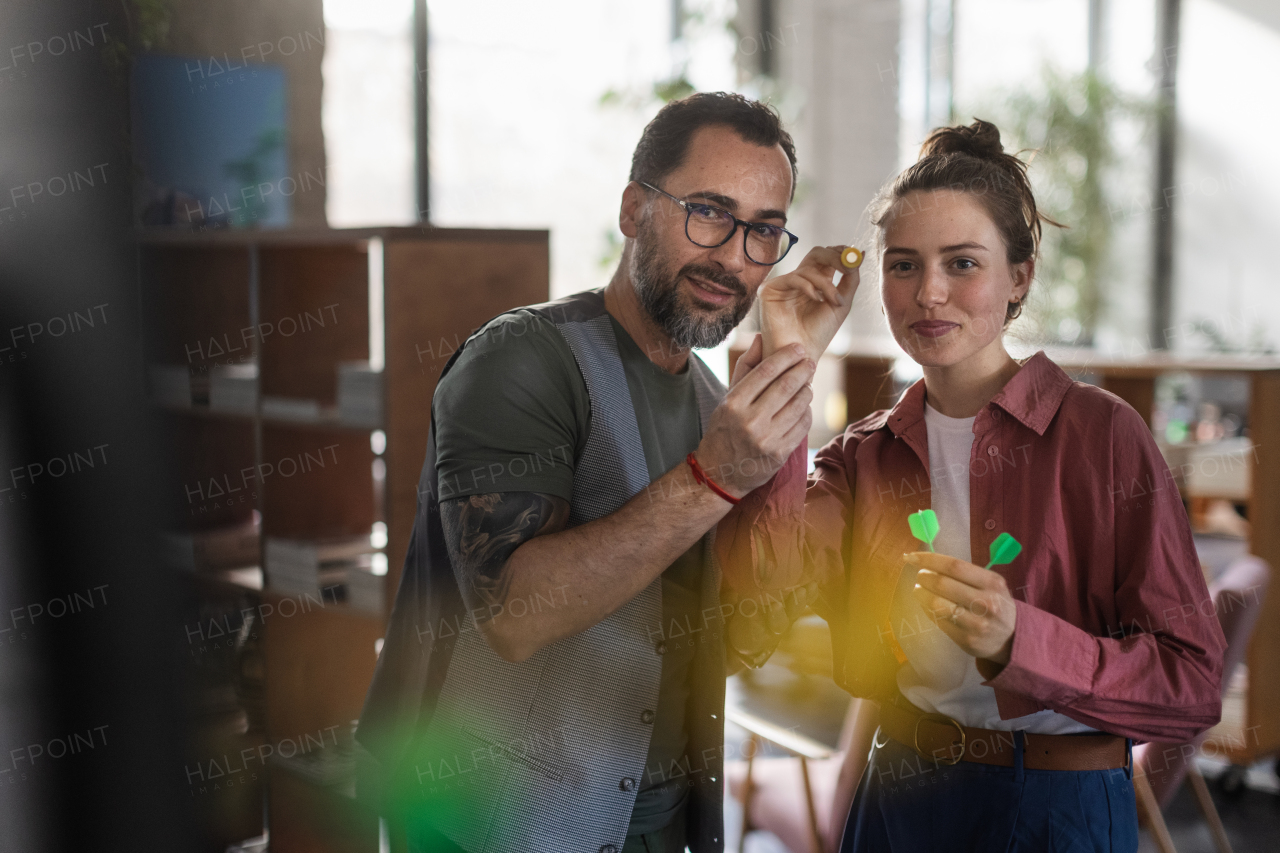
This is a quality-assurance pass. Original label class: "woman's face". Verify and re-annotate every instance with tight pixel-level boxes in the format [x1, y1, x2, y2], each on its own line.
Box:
[879, 189, 1032, 370]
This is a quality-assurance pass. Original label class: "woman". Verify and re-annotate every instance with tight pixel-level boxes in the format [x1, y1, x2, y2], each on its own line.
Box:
[717, 120, 1226, 851]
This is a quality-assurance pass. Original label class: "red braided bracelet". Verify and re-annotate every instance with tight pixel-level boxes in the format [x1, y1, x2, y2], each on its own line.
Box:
[686, 452, 740, 505]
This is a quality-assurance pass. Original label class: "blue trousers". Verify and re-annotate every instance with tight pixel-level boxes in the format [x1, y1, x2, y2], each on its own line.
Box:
[840, 735, 1138, 853]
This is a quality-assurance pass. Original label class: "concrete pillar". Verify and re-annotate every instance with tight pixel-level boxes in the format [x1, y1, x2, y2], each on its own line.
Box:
[737, 0, 901, 341]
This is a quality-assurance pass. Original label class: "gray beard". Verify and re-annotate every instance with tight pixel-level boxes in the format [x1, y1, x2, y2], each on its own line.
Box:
[630, 234, 751, 351]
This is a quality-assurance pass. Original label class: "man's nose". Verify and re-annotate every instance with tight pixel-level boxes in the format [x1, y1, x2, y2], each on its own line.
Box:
[706, 226, 749, 274]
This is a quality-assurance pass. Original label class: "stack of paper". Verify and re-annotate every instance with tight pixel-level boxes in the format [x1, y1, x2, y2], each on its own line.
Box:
[337, 361, 383, 427]
[345, 565, 385, 614]
[209, 362, 259, 413]
[261, 395, 321, 422]
[1187, 437, 1252, 501]
[159, 515, 261, 571]
[265, 535, 374, 599]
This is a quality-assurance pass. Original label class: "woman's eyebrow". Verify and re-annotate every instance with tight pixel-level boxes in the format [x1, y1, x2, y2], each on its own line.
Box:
[884, 242, 989, 257]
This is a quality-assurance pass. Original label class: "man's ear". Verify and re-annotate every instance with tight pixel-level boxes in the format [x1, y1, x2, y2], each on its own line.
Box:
[619, 181, 644, 239]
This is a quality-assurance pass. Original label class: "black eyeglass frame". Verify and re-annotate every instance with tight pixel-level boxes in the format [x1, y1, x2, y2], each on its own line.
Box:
[638, 181, 799, 266]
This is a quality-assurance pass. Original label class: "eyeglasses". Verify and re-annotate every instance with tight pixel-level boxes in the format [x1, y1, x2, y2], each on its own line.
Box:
[639, 182, 799, 266]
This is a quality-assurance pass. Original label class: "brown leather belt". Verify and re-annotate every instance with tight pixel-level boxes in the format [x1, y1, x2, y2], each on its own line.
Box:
[877, 699, 1128, 771]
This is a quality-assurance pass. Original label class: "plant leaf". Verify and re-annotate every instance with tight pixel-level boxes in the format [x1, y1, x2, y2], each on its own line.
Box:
[907, 509, 939, 552]
[985, 532, 1023, 569]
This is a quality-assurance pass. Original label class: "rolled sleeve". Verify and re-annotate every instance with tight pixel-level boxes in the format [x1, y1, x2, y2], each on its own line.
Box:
[984, 601, 1099, 706]
[434, 312, 587, 502]
[716, 443, 808, 594]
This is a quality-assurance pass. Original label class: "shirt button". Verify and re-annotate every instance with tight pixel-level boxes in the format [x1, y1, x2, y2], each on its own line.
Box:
[987, 445, 999, 456]
[641, 709, 655, 724]
[985, 519, 996, 530]
[655, 641, 667, 655]
[619, 777, 636, 791]
[600, 846, 619, 853]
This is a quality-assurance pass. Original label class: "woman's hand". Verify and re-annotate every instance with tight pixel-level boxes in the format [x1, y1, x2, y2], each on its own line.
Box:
[908, 552, 1017, 666]
[759, 245, 860, 362]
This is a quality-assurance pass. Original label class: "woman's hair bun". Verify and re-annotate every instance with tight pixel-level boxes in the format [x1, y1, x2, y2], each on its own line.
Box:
[919, 118, 1007, 162]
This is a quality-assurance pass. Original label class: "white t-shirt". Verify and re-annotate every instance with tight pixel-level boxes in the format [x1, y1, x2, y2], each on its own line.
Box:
[890, 401, 1094, 734]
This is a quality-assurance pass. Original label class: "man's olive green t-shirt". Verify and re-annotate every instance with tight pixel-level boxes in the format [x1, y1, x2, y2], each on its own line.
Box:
[433, 310, 705, 838]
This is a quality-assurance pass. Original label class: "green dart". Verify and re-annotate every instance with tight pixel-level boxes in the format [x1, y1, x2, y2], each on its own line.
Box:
[985, 532, 1022, 569]
[907, 509, 939, 553]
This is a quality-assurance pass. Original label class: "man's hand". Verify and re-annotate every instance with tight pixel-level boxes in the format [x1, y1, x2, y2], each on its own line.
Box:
[909, 552, 1018, 666]
[759, 245, 860, 362]
[692, 338, 814, 498]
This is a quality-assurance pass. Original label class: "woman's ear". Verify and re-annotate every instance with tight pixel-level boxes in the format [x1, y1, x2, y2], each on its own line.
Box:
[1011, 258, 1034, 302]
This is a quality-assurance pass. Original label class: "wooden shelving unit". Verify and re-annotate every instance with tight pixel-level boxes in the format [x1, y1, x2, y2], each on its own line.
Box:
[140, 226, 548, 851]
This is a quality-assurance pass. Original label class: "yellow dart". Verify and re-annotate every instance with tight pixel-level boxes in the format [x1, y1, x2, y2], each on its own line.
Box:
[840, 246, 864, 269]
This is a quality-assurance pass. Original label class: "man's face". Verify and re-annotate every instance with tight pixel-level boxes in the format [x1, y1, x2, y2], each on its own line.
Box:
[626, 124, 793, 351]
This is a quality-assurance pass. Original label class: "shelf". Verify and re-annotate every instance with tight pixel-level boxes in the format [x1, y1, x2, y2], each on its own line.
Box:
[1044, 347, 1280, 377]
[153, 399, 382, 431]
[261, 410, 382, 432]
[141, 226, 551, 851]
[154, 402, 256, 424]
[195, 566, 265, 593]
[136, 224, 548, 247]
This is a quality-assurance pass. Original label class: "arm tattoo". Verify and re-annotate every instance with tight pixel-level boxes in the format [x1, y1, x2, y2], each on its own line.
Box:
[440, 492, 570, 622]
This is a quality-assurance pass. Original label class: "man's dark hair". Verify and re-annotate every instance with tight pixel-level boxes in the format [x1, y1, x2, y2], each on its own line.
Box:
[628, 91, 798, 200]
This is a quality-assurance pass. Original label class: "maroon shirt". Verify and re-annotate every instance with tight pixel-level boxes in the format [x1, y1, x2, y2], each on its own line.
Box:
[718, 351, 1225, 742]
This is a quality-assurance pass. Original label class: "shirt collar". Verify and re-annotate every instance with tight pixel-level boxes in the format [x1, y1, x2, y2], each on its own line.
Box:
[882, 350, 1073, 438]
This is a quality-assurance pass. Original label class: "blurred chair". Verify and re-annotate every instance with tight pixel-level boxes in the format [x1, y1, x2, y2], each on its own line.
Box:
[1132, 554, 1271, 853]
[726, 698, 879, 853]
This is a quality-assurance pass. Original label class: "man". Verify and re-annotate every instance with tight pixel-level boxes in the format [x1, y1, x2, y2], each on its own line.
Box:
[358, 92, 835, 853]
